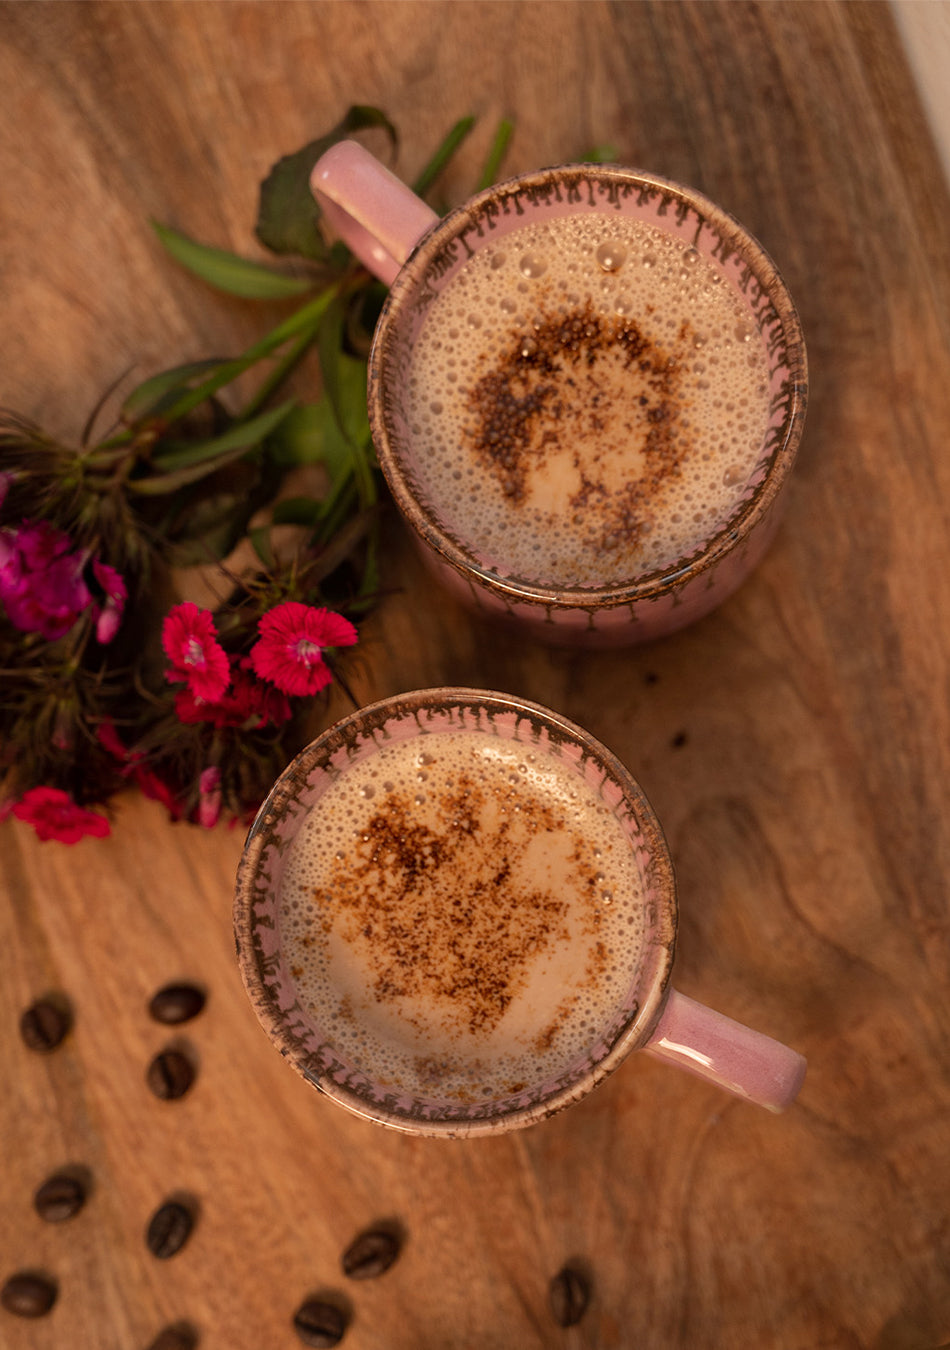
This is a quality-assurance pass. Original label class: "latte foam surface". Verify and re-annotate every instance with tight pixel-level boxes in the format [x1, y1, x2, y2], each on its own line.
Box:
[280, 729, 645, 1103]
[402, 214, 772, 587]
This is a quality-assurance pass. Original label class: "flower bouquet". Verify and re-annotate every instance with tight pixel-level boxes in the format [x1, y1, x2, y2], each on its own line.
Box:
[0, 109, 514, 843]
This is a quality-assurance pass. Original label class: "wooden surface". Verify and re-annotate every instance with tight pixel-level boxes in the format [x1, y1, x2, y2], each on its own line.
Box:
[2, 2, 950, 1347]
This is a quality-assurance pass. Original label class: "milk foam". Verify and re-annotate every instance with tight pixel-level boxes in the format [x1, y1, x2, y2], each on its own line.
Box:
[403, 214, 772, 587]
[280, 729, 644, 1103]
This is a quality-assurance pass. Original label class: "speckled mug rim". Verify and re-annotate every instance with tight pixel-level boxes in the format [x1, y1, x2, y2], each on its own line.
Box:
[233, 688, 678, 1138]
[368, 162, 807, 613]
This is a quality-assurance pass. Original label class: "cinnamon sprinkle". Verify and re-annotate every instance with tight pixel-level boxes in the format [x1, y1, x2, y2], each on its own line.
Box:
[322, 771, 603, 1039]
[464, 300, 691, 557]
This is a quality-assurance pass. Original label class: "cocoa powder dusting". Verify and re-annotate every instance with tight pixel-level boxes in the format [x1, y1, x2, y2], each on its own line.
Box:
[322, 771, 602, 1039]
[464, 300, 691, 558]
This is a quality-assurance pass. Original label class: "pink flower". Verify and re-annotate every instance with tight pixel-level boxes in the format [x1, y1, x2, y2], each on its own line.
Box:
[0, 520, 126, 644]
[91, 559, 127, 644]
[96, 721, 187, 821]
[12, 786, 111, 844]
[97, 719, 132, 765]
[0, 521, 91, 640]
[249, 602, 358, 698]
[198, 766, 222, 829]
[133, 765, 186, 821]
[173, 662, 292, 729]
[161, 602, 230, 703]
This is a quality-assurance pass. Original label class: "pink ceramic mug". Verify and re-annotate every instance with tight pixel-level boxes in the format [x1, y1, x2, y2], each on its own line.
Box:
[311, 142, 807, 647]
[234, 688, 806, 1137]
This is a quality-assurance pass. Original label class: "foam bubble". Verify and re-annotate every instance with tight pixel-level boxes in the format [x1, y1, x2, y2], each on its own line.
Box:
[279, 729, 645, 1103]
[402, 215, 772, 587]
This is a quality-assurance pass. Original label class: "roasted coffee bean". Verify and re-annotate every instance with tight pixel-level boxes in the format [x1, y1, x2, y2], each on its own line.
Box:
[341, 1226, 401, 1279]
[148, 983, 206, 1026]
[292, 1298, 348, 1347]
[34, 1170, 87, 1222]
[146, 1048, 195, 1100]
[1, 1271, 58, 1318]
[549, 1264, 591, 1327]
[19, 998, 71, 1052]
[145, 1201, 194, 1259]
[145, 1321, 199, 1350]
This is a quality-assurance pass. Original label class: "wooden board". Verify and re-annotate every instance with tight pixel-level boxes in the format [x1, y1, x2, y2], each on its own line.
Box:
[2, 3, 949, 1346]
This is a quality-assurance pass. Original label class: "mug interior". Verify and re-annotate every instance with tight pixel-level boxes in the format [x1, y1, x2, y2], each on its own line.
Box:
[369, 164, 807, 609]
[234, 689, 676, 1137]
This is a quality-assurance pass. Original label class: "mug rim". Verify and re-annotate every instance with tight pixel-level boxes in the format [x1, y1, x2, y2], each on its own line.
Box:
[367, 161, 808, 612]
[233, 686, 678, 1137]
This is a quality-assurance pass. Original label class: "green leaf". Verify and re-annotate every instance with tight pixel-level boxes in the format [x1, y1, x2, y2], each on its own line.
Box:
[317, 319, 375, 507]
[152, 400, 296, 472]
[248, 524, 275, 569]
[237, 326, 315, 423]
[128, 401, 296, 495]
[314, 304, 370, 447]
[308, 506, 377, 584]
[267, 390, 374, 536]
[270, 495, 323, 528]
[160, 477, 256, 566]
[322, 409, 368, 496]
[412, 116, 476, 199]
[156, 285, 340, 428]
[265, 344, 371, 475]
[316, 299, 348, 432]
[343, 280, 388, 358]
[256, 106, 398, 261]
[264, 402, 331, 469]
[332, 353, 370, 450]
[125, 441, 265, 496]
[580, 143, 620, 164]
[476, 119, 515, 191]
[355, 528, 379, 605]
[121, 360, 226, 424]
[151, 221, 314, 298]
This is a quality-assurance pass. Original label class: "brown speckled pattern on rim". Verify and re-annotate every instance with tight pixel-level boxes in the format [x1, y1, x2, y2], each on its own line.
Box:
[233, 689, 677, 1138]
[368, 165, 807, 647]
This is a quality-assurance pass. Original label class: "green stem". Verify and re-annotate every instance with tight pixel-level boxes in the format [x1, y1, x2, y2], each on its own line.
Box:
[160, 284, 343, 427]
[237, 326, 317, 423]
[346, 432, 377, 514]
[357, 527, 379, 601]
[412, 117, 476, 199]
[476, 119, 515, 191]
[317, 469, 360, 543]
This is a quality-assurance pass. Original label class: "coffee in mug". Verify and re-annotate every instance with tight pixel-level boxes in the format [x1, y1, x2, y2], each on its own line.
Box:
[312, 145, 807, 645]
[234, 689, 806, 1135]
[402, 212, 771, 591]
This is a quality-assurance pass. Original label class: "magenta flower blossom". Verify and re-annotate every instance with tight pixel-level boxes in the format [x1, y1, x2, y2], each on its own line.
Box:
[173, 661, 292, 729]
[0, 520, 126, 644]
[12, 786, 111, 844]
[96, 721, 186, 820]
[0, 521, 91, 640]
[91, 559, 127, 644]
[198, 766, 222, 829]
[97, 719, 134, 767]
[249, 602, 358, 698]
[161, 602, 230, 703]
[133, 765, 186, 821]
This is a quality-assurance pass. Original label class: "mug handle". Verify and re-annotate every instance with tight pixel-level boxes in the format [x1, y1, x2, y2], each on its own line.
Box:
[310, 140, 440, 286]
[643, 988, 806, 1112]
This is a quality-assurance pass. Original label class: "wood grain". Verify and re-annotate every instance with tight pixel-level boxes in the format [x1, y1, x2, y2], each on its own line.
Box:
[2, 3, 950, 1347]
